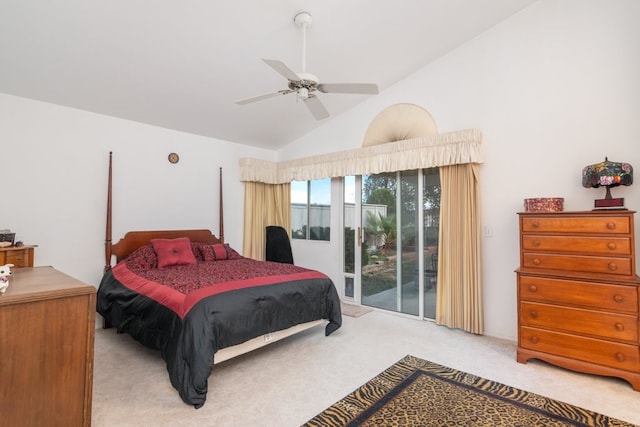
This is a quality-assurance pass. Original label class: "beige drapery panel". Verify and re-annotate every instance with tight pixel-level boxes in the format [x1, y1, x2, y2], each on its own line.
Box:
[239, 129, 482, 183]
[436, 163, 483, 334]
[242, 181, 291, 260]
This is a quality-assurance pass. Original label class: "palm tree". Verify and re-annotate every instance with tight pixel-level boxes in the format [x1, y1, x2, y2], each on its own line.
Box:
[365, 211, 397, 255]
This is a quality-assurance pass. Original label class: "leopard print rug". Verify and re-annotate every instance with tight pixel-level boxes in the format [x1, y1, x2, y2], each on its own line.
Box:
[302, 355, 635, 427]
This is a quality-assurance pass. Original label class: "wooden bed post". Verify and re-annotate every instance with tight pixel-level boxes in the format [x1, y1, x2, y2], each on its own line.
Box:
[104, 151, 113, 272]
[219, 167, 224, 243]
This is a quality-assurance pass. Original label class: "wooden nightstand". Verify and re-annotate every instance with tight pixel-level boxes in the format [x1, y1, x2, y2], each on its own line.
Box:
[0, 245, 37, 267]
[0, 266, 96, 426]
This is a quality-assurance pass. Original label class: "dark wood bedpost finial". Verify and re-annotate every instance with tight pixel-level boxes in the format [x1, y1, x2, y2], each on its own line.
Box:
[219, 167, 224, 243]
[105, 151, 113, 272]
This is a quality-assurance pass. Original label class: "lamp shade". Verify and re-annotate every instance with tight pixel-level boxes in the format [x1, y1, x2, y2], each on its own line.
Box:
[582, 157, 633, 189]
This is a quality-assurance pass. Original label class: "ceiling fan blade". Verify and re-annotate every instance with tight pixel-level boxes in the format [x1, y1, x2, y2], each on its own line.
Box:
[235, 90, 293, 105]
[262, 59, 300, 81]
[317, 83, 379, 95]
[304, 94, 330, 120]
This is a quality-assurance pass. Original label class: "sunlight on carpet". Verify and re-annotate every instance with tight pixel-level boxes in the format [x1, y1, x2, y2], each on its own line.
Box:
[303, 355, 635, 427]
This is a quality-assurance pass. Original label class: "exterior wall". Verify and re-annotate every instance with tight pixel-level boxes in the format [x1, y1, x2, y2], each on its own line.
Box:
[291, 203, 386, 238]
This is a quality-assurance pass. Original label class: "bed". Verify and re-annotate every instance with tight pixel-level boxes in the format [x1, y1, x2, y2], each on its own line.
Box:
[96, 153, 342, 408]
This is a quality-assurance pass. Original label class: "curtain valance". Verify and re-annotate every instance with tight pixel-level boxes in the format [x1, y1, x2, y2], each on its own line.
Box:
[240, 128, 483, 184]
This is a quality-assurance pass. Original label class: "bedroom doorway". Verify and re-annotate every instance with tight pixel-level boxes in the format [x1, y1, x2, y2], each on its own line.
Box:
[342, 169, 440, 319]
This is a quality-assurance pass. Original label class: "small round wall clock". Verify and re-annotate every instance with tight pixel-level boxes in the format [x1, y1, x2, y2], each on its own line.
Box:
[168, 152, 180, 164]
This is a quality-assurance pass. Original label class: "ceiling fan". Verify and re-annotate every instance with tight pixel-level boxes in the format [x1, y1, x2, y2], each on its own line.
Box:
[235, 11, 379, 120]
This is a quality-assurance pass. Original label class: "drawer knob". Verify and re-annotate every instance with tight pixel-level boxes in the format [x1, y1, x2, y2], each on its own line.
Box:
[607, 242, 617, 250]
[528, 285, 538, 293]
[614, 323, 624, 332]
[531, 221, 540, 229]
[608, 263, 617, 271]
[530, 336, 539, 344]
[532, 240, 541, 247]
[607, 222, 616, 230]
[529, 310, 538, 318]
[532, 258, 541, 265]
[613, 294, 624, 303]
[615, 353, 625, 362]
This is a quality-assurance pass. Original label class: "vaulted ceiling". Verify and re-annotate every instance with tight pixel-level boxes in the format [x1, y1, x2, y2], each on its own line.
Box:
[0, 1, 536, 149]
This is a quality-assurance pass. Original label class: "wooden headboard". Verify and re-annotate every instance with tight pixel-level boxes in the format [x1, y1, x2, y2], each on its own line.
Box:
[110, 230, 222, 264]
[104, 152, 224, 270]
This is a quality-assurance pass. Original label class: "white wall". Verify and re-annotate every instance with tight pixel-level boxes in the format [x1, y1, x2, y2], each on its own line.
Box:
[1, 94, 275, 287]
[281, 0, 640, 341]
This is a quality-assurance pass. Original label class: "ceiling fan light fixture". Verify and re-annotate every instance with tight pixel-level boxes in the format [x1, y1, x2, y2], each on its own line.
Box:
[297, 87, 309, 100]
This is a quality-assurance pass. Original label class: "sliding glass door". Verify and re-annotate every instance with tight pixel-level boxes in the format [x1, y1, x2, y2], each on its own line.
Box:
[343, 169, 440, 319]
[342, 175, 358, 302]
[422, 169, 440, 319]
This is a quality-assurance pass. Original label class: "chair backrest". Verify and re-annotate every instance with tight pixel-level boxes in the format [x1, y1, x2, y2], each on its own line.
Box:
[265, 226, 294, 264]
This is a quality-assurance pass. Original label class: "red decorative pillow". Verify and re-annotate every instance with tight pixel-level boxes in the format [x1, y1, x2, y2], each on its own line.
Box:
[199, 243, 242, 261]
[151, 237, 197, 268]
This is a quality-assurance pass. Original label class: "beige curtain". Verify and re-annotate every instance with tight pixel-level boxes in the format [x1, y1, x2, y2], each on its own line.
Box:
[240, 129, 482, 183]
[242, 182, 291, 260]
[435, 163, 484, 334]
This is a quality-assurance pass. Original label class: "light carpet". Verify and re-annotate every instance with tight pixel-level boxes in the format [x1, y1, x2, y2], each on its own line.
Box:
[91, 310, 640, 426]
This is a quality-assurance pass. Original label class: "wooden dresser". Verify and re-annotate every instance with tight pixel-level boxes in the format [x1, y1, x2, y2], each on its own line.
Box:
[0, 266, 96, 426]
[0, 245, 36, 267]
[516, 210, 640, 391]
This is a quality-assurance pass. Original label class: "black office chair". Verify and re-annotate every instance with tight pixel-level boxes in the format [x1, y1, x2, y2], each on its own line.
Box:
[265, 225, 294, 264]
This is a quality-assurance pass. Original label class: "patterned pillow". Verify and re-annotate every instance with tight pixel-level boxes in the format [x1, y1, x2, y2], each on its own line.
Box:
[151, 237, 198, 268]
[189, 242, 207, 261]
[199, 243, 242, 261]
[124, 244, 158, 270]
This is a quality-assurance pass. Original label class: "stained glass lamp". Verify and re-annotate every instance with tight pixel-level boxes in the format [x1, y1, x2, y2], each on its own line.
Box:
[582, 157, 633, 209]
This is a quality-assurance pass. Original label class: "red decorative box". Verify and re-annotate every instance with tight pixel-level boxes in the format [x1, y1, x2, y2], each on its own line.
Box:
[524, 198, 564, 212]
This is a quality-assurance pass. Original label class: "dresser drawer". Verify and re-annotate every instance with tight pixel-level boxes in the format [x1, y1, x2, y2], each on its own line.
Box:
[520, 301, 638, 343]
[520, 326, 639, 371]
[5, 250, 30, 266]
[521, 216, 630, 235]
[521, 235, 632, 255]
[0, 247, 35, 268]
[519, 275, 638, 313]
[522, 252, 632, 276]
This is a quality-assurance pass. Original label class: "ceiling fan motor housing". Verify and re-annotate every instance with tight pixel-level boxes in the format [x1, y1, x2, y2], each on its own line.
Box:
[288, 78, 318, 92]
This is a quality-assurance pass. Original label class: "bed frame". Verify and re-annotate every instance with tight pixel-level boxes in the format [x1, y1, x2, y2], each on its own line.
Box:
[102, 152, 321, 364]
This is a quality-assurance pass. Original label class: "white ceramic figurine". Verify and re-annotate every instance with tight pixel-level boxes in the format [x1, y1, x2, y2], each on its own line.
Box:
[0, 263, 14, 294]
